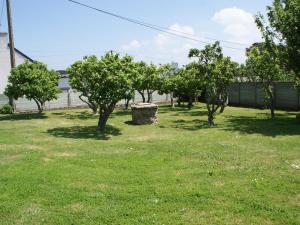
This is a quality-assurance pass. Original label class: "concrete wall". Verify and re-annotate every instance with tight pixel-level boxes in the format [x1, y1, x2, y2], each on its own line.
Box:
[227, 82, 300, 111]
[0, 91, 170, 112]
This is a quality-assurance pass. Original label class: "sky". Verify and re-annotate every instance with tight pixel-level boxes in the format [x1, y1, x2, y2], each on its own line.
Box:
[0, 0, 273, 70]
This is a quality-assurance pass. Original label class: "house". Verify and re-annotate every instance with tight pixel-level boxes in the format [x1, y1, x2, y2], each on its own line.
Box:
[57, 70, 71, 91]
[0, 32, 34, 94]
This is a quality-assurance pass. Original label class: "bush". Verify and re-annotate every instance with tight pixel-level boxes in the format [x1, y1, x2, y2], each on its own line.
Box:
[0, 104, 13, 114]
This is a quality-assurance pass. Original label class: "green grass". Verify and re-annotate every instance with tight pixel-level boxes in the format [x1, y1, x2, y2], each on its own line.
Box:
[0, 104, 299, 225]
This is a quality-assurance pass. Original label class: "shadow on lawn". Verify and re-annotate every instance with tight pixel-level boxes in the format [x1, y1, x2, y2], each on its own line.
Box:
[0, 113, 47, 121]
[158, 119, 211, 131]
[158, 110, 300, 137]
[222, 114, 300, 137]
[51, 111, 93, 120]
[47, 125, 122, 140]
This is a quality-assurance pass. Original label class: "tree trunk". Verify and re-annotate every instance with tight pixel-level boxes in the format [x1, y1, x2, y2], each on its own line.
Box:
[33, 99, 43, 113]
[138, 91, 146, 103]
[207, 103, 220, 126]
[267, 86, 275, 119]
[207, 104, 214, 126]
[177, 97, 181, 107]
[188, 96, 193, 109]
[219, 95, 228, 114]
[97, 112, 110, 132]
[97, 104, 115, 132]
[125, 98, 130, 109]
[79, 95, 98, 114]
[170, 92, 175, 108]
[147, 90, 152, 103]
[208, 112, 215, 126]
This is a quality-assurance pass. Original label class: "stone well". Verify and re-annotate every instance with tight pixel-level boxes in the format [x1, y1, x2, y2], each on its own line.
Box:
[131, 103, 158, 125]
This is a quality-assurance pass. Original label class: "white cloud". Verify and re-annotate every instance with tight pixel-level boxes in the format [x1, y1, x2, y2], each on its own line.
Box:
[122, 40, 142, 51]
[212, 7, 262, 45]
[121, 23, 198, 65]
[120, 14, 261, 65]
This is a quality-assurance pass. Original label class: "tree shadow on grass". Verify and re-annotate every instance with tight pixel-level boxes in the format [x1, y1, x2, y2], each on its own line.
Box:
[0, 113, 47, 121]
[51, 111, 94, 120]
[111, 110, 131, 117]
[159, 119, 212, 131]
[47, 125, 122, 140]
[222, 114, 300, 137]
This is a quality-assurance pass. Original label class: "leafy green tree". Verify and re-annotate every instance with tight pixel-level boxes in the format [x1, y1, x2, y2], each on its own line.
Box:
[123, 90, 135, 109]
[189, 42, 238, 125]
[245, 46, 289, 119]
[173, 63, 202, 109]
[67, 52, 136, 131]
[5, 61, 60, 113]
[133, 62, 167, 103]
[256, 0, 300, 82]
[67, 59, 99, 114]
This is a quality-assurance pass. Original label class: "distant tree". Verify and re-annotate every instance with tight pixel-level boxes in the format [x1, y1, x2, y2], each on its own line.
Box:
[123, 90, 135, 109]
[189, 42, 238, 125]
[245, 46, 289, 119]
[67, 62, 99, 114]
[256, 0, 300, 83]
[157, 63, 178, 107]
[133, 62, 168, 103]
[173, 63, 202, 109]
[5, 61, 60, 113]
[67, 52, 136, 131]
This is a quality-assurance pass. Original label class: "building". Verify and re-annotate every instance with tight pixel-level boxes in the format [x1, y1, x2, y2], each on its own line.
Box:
[57, 70, 71, 91]
[0, 32, 34, 94]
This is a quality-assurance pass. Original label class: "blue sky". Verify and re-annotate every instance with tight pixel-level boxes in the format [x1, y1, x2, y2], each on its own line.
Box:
[0, 0, 272, 69]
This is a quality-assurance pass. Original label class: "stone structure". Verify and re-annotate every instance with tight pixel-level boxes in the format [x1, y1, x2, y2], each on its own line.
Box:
[131, 103, 158, 125]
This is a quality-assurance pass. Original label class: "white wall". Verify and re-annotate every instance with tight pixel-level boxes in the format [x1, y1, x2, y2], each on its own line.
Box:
[0, 33, 29, 94]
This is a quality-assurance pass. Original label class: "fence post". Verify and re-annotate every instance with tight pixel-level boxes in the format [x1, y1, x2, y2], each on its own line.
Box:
[67, 90, 71, 109]
[298, 87, 300, 111]
[273, 82, 277, 109]
[238, 83, 241, 106]
[254, 82, 257, 108]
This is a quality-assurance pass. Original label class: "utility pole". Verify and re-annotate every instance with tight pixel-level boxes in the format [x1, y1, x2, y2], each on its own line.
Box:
[6, 0, 16, 109]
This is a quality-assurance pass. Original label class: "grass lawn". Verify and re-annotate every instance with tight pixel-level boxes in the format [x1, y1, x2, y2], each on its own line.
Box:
[0, 104, 299, 225]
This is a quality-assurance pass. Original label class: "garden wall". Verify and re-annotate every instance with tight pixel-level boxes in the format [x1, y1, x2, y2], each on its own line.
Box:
[0, 91, 170, 112]
[227, 82, 300, 111]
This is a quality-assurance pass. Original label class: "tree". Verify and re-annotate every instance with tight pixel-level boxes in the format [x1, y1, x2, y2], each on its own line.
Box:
[123, 90, 135, 109]
[133, 62, 167, 103]
[67, 59, 99, 114]
[172, 63, 202, 109]
[256, 0, 300, 83]
[245, 46, 289, 119]
[67, 52, 136, 132]
[5, 61, 60, 113]
[189, 42, 238, 125]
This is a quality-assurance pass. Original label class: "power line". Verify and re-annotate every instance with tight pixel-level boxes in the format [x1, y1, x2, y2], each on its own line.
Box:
[67, 0, 246, 51]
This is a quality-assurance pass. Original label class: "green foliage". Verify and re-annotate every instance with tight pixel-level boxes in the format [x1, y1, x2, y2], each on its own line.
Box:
[189, 42, 238, 125]
[0, 104, 13, 114]
[67, 52, 136, 131]
[4, 61, 60, 113]
[245, 46, 289, 118]
[133, 62, 168, 103]
[256, 0, 300, 82]
[173, 63, 202, 108]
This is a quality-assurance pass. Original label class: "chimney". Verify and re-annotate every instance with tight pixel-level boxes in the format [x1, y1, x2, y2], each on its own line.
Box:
[0, 33, 8, 49]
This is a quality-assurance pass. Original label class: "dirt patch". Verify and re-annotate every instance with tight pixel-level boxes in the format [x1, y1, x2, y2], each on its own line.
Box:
[0, 154, 23, 165]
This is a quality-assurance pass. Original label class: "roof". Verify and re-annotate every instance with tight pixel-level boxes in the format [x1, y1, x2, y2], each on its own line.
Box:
[7, 43, 34, 62]
[57, 70, 68, 78]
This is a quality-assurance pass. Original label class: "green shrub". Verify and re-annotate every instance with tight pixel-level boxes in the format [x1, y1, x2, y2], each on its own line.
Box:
[0, 104, 13, 114]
